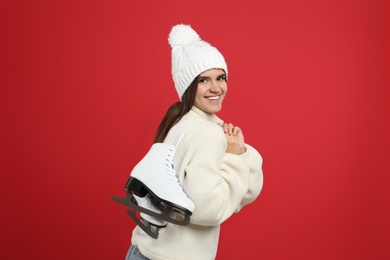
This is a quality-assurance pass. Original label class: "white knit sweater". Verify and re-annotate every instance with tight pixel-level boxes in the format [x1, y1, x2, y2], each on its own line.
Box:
[132, 106, 264, 260]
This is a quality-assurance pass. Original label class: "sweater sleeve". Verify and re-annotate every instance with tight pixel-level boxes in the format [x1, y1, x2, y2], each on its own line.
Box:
[235, 144, 264, 212]
[182, 125, 252, 226]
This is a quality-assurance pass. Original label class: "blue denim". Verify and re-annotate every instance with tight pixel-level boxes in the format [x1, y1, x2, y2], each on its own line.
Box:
[126, 244, 150, 260]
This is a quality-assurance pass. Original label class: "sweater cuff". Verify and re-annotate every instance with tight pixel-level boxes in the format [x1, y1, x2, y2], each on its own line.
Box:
[223, 151, 247, 162]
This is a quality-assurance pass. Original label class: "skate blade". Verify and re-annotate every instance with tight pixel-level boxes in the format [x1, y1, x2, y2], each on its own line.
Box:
[110, 193, 191, 226]
[110, 192, 133, 208]
[127, 207, 160, 239]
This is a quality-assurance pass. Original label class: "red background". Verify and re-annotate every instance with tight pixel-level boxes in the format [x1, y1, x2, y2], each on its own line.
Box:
[2, 0, 389, 259]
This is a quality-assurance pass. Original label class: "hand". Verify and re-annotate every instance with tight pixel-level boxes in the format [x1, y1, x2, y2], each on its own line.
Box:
[220, 123, 246, 155]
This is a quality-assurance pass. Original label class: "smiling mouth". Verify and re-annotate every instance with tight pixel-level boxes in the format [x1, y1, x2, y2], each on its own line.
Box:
[207, 96, 220, 100]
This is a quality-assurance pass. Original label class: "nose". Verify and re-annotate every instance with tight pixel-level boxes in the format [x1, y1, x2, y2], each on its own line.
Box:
[210, 80, 220, 92]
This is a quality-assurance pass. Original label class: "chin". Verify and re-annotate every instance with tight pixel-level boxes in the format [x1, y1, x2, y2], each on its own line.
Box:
[210, 107, 222, 113]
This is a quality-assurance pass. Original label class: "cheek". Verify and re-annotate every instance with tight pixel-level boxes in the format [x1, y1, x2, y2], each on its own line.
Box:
[195, 86, 206, 99]
[194, 92, 203, 106]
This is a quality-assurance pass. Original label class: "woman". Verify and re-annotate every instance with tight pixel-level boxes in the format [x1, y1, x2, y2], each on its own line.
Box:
[127, 24, 264, 260]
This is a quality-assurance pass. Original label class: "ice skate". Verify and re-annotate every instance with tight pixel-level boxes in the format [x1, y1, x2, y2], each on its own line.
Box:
[110, 142, 195, 226]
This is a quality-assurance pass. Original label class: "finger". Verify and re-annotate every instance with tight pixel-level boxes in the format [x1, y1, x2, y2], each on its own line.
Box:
[222, 123, 231, 134]
[228, 123, 234, 135]
[222, 123, 228, 133]
[233, 127, 241, 136]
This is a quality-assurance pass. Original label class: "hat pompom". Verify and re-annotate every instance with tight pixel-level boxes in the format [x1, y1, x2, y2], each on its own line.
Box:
[168, 24, 200, 47]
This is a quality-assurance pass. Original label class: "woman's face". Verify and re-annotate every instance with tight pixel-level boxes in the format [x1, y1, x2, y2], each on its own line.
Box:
[194, 69, 227, 114]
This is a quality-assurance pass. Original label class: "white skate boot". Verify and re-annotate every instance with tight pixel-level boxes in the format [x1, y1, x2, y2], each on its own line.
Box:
[110, 123, 197, 238]
[111, 143, 195, 226]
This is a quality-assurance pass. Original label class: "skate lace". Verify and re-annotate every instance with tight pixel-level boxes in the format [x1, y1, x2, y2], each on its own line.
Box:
[166, 147, 185, 194]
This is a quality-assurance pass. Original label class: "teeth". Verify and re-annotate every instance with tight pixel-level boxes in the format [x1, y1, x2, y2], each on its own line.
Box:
[208, 96, 219, 100]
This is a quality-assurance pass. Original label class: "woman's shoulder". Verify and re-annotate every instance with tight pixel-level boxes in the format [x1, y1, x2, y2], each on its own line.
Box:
[166, 109, 225, 145]
[178, 113, 221, 131]
[181, 119, 225, 143]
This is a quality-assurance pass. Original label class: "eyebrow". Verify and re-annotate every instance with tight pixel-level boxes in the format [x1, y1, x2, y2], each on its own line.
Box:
[199, 73, 226, 79]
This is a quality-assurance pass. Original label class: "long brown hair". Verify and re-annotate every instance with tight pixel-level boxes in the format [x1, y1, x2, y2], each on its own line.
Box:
[154, 76, 199, 143]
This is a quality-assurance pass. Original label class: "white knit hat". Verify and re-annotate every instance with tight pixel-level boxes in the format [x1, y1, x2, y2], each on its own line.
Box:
[168, 24, 228, 100]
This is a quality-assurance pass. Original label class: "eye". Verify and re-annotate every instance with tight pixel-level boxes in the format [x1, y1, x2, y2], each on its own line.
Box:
[198, 78, 207, 84]
[217, 75, 226, 81]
